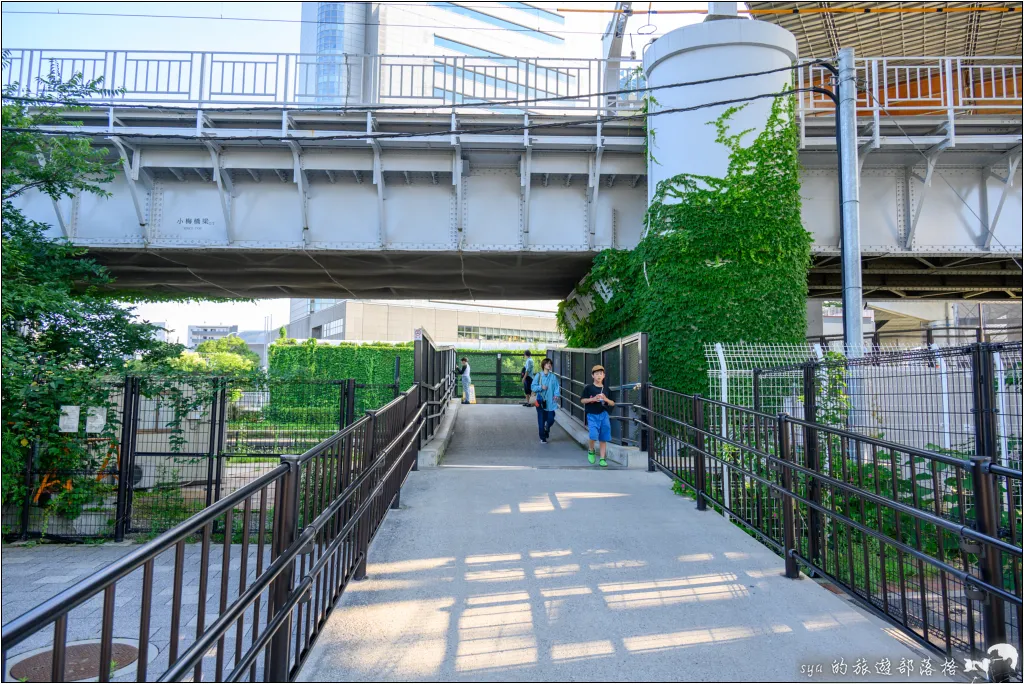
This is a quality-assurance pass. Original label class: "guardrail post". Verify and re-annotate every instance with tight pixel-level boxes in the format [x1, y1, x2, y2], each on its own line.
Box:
[970, 456, 1010, 678]
[972, 343, 1000, 460]
[113, 377, 136, 542]
[639, 332, 650, 454]
[268, 454, 302, 681]
[752, 368, 762, 414]
[354, 413, 377, 581]
[802, 362, 822, 570]
[345, 378, 357, 427]
[778, 414, 800, 579]
[645, 385, 654, 472]
[693, 394, 707, 512]
[21, 440, 38, 540]
[495, 353, 502, 399]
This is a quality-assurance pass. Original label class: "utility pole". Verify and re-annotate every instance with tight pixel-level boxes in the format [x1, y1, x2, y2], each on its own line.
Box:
[601, 2, 632, 113]
[837, 48, 864, 354]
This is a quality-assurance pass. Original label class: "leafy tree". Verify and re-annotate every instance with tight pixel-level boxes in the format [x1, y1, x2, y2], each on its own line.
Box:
[1, 52, 179, 520]
[195, 334, 260, 366]
[168, 350, 255, 375]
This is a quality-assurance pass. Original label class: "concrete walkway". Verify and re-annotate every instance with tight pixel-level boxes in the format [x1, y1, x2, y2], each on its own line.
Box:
[442, 403, 625, 469]
[299, 406, 944, 682]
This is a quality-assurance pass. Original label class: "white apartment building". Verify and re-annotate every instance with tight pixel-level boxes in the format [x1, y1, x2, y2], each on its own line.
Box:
[187, 324, 239, 348]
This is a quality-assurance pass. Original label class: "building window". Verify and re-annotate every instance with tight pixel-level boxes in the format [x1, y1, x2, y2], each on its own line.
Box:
[430, 3, 564, 44]
[324, 319, 344, 338]
[458, 325, 563, 344]
[311, 325, 323, 339]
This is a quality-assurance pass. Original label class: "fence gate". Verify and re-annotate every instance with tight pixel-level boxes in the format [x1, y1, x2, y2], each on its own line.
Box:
[120, 376, 228, 537]
[549, 333, 649, 448]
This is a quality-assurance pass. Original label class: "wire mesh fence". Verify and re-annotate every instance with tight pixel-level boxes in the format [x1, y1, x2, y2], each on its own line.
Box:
[751, 343, 1023, 466]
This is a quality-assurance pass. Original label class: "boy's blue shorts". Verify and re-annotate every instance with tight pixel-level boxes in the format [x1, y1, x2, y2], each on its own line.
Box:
[587, 412, 611, 442]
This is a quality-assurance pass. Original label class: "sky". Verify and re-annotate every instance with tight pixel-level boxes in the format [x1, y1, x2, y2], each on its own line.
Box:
[3, 2, 705, 345]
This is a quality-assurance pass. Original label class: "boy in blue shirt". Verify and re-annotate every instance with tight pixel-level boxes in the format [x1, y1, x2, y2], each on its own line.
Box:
[531, 357, 560, 443]
[580, 364, 615, 467]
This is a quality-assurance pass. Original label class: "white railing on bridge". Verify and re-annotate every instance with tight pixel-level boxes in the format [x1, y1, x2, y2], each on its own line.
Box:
[2, 49, 644, 111]
[3, 49, 1020, 120]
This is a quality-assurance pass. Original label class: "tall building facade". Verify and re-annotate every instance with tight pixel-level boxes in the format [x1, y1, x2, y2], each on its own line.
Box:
[292, 3, 573, 344]
[297, 2, 574, 104]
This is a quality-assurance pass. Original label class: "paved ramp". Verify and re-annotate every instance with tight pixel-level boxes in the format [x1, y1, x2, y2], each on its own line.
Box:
[299, 408, 943, 682]
[442, 404, 623, 469]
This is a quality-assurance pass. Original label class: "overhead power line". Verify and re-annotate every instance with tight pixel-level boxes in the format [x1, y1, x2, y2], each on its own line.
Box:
[558, 5, 1022, 14]
[0, 8, 620, 36]
[3, 87, 824, 143]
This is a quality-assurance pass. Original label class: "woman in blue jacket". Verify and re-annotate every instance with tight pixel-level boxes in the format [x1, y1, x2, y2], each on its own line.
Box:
[531, 357, 561, 443]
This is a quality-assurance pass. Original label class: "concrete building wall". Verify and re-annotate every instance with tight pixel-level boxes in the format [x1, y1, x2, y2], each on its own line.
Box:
[286, 299, 562, 346]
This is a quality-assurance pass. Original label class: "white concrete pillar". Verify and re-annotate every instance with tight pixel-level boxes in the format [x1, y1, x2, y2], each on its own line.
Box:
[643, 19, 798, 202]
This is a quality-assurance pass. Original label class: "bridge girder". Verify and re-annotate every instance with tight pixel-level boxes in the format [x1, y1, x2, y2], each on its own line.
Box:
[16, 109, 1021, 300]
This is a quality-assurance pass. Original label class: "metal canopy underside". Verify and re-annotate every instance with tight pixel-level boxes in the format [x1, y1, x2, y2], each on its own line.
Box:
[748, 1, 1023, 58]
[88, 250, 1022, 301]
[91, 250, 599, 300]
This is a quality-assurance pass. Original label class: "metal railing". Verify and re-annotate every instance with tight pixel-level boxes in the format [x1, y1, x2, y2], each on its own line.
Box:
[2, 49, 643, 111]
[808, 326, 1023, 350]
[0, 370, 449, 681]
[796, 55, 1023, 146]
[4, 49, 1019, 121]
[414, 328, 457, 439]
[635, 386, 1022, 670]
[2, 375, 413, 542]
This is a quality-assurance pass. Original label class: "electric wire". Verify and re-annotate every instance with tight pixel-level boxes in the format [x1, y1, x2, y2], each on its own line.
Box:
[3, 88, 828, 143]
[0, 8, 636, 36]
[2, 60, 826, 114]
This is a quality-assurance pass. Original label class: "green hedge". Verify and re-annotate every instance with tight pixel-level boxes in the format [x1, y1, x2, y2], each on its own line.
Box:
[268, 340, 548, 401]
[558, 98, 810, 395]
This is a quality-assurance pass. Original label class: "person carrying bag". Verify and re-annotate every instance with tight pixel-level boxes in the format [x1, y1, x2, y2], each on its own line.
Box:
[531, 357, 560, 443]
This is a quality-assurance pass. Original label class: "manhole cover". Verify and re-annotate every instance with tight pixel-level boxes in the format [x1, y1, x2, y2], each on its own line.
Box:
[9, 642, 139, 682]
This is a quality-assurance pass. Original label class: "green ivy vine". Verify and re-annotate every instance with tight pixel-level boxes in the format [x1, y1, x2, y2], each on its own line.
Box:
[559, 95, 811, 394]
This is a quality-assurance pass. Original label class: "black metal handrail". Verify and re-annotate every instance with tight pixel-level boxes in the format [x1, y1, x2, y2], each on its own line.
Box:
[1, 464, 289, 651]
[634, 385, 1024, 665]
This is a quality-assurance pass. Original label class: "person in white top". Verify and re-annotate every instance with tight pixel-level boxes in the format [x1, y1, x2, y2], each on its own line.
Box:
[459, 357, 471, 404]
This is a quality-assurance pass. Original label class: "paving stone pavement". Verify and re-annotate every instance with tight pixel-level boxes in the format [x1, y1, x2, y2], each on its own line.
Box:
[3, 541, 273, 681]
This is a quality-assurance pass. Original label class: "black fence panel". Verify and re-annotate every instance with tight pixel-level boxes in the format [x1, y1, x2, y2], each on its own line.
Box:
[2, 379, 130, 540]
[550, 333, 649, 447]
[639, 372, 1022, 668]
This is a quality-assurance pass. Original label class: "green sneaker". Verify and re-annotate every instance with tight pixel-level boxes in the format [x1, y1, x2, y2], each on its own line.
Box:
[587, 450, 596, 464]
[599, 458, 608, 468]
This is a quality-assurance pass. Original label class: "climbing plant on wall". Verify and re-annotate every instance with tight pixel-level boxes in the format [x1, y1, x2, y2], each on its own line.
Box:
[558, 95, 811, 394]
